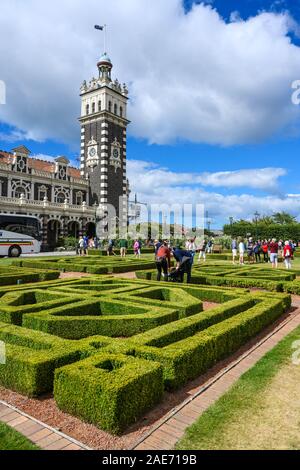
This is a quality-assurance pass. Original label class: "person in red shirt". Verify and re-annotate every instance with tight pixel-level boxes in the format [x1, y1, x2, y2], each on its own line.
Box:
[261, 240, 269, 263]
[155, 241, 171, 281]
[283, 240, 293, 270]
[269, 238, 279, 268]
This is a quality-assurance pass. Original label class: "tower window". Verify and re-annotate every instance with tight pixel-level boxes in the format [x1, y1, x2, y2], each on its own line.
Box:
[92, 102, 95, 113]
[108, 101, 112, 113]
[86, 104, 89, 115]
[120, 106, 123, 118]
[114, 103, 117, 115]
[98, 100, 101, 112]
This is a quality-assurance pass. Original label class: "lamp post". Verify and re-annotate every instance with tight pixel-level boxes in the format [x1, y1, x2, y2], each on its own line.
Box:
[229, 217, 234, 235]
[254, 211, 260, 240]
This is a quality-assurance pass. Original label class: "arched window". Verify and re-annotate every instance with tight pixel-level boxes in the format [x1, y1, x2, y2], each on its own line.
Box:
[56, 193, 65, 204]
[114, 103, 118, 115]
[120, 106, 123, 118]
[92, 102, 95, 113]
[108, 101, 112, 113]
[98, 100, 101, 112]
[15, 187, 27, 199]
[86, 104, 89, 115]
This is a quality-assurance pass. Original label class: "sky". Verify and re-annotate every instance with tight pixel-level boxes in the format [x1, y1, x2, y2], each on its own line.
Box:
[1, 0, 300, 229]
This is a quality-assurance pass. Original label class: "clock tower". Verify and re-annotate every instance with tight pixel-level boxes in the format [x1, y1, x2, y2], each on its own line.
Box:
[79, 53, 129, 222]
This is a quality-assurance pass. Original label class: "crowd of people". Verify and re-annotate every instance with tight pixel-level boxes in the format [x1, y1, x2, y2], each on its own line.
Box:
[231, 238, 297, 269]
[76, 234, 297, 281]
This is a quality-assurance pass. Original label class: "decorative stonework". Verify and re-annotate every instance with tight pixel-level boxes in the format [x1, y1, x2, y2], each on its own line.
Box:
[11, 179, 31, 199]
[109, 138, 122, 173]
[80, 78, 128, 97]
[86, 136, 99, 170]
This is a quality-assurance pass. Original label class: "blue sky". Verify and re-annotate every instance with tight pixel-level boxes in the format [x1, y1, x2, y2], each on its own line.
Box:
[1, 0, 300, 229]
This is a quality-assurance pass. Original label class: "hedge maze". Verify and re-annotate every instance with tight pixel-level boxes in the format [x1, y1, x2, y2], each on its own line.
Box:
[137, 264, 300, 294]
[0, 273, 292, 434]
[0, 265, 59, 286]
[12, 256, 155, 274]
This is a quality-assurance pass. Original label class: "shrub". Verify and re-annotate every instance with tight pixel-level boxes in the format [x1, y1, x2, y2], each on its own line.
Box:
[133, 296, 288, 390]
[54, 353, 163, 434]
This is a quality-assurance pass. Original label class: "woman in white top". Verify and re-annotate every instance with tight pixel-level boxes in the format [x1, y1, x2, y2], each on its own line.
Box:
[239, 240, 245, 265]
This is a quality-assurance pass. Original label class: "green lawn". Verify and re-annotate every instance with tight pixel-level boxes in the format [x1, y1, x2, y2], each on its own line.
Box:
[176, 324, 300, 450]
[0, 422, 39, 450]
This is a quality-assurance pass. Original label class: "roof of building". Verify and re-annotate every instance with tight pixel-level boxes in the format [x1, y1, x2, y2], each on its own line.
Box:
[0, 150, 81, 179]
[98, 52, 112, 64]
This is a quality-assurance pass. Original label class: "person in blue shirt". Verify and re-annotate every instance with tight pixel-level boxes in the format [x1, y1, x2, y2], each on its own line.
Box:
[83, 235, 89, 255]
[171, 247, 193, 283]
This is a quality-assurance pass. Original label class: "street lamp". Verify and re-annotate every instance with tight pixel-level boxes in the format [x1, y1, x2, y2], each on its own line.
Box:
[229, 217, 234, 238]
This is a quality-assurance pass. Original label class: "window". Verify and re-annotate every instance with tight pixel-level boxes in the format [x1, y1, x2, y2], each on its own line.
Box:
[76, 192, 83, 205]
[56, 192, 65, 204]
[114, 103, 117, 115]
[38, 186, 47, 201]
[86, 104, 89, 115]
[120, 106, 123, 118]
[15, 187, 27, 199]
[0, 215, 41, 240]
[98, 100, 101, 112]
[16, 157, 27, 173]
[108, 101, 112, 113]
[92, 102, 95, 113]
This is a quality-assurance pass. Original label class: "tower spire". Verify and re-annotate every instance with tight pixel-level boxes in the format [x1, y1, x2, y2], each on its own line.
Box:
[97, 53, 113, 83]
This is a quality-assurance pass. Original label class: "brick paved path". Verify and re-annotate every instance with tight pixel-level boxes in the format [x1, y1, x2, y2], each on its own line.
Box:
[0, 401, 91, 450]
[133, 296, 300, 450]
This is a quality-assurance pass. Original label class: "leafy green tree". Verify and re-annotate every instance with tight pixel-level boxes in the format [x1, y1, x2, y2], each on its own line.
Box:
[272, 212, 297, 225]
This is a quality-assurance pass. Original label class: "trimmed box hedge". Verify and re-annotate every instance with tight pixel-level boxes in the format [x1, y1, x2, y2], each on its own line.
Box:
[131, 295, 289, 390]
[54, 353, 163, 434]
[0, 275, 292, 433]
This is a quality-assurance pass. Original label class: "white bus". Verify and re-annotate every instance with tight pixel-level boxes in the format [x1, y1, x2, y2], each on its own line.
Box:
[0, 214, 42, 257]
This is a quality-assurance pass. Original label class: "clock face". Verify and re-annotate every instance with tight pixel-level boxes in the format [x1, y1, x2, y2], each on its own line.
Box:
[89, 147, 96, 157]
[113, 148, 119, 159]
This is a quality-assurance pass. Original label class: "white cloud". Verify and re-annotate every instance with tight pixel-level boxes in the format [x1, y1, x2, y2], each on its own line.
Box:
[0, 1, 299, 147]
[127, 159, 300, 225]
[127, 160, 286, 193]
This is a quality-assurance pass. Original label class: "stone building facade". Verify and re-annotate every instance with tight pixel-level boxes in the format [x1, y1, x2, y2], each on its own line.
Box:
[0, 54, 130, 250]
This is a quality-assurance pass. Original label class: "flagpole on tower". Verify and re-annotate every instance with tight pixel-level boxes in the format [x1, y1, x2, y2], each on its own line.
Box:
[104, 24, 107, 53]
[94, 24, 107, 53]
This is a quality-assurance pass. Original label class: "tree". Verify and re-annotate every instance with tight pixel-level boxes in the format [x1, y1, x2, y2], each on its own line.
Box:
[257, 215, 274, 226]
[272, 212, 297, 225]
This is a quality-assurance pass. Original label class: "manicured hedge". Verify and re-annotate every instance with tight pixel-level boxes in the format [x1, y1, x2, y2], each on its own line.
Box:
[132, 295, 288, 390]
[0, 268, 59, 286]
[54, 353, 163, 434]
[22, 298, 183, 339]
[283, 281, 300, 295]
[0, 292, 79, 326]
[131, 296, 256, 349]
[0, 322, 90, 396]
[13, 257, 155, 274]
[0, 275, 292, 433]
